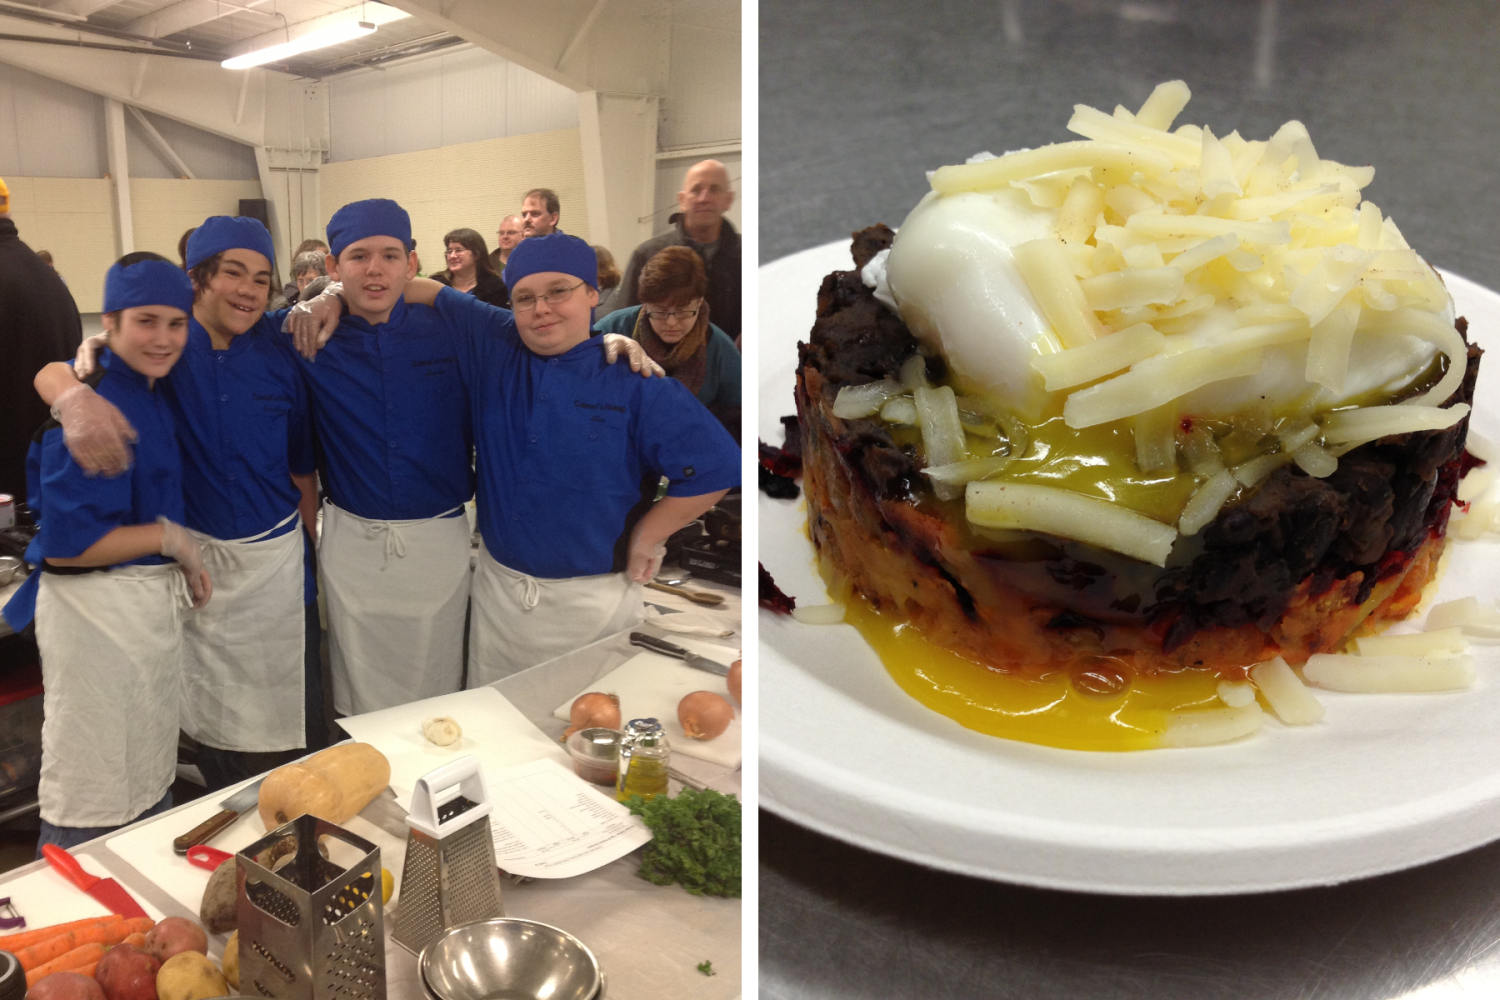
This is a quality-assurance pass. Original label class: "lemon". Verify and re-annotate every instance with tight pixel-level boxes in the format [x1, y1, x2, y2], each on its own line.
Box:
[381, 867, 394, 905]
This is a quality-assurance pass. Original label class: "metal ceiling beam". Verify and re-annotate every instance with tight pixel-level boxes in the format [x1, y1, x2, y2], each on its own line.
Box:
[46, 0, 121, 16]
[124, 0, 276, 40]
[126, 104, 197, 178]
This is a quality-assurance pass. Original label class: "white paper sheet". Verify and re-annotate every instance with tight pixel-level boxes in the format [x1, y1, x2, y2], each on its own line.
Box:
[338, 686, 570, 812]
[485, 758, 652, 879]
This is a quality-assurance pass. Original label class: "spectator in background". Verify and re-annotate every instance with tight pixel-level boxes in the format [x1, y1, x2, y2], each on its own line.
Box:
[621, 159, 740, 344]
[594, 245, 624, 315]
[178, 227, 196, 268]
[595, 246, 740, 442]
[277, 239, 331, 307]
[37, 249, 53, 267]
[433, 228, 508, 308]
[521, 188, 560, 237]
[290, 252, 327, 299]
[0, 175, 84, 506]
[489, 214, 523, 273]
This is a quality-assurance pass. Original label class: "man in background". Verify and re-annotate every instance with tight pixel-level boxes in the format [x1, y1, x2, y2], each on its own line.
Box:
[0, 176, 82, 506]
[621, 159, 741, 343]
[489, 214, 524, 272]
[520, 189, 561, 238]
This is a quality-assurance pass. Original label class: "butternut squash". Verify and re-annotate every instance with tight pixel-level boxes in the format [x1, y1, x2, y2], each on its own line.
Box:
[257, 743, 391, 830]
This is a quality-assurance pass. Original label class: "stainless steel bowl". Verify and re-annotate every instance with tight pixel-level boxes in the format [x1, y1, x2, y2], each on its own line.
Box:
[419, 917, 603, 1000]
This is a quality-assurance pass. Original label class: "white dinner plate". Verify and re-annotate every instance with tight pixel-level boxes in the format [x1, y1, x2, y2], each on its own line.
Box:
[759, 239, 1500, 895]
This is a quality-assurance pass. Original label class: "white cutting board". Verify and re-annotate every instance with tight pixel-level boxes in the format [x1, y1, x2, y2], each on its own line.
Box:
[551, 638, 741, 768]
[0, 860, 166, 933]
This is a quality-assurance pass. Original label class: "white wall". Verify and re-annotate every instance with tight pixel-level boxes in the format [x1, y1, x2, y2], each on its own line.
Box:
[659, 6, 742, 149]
[327, 46, 579, 162]
[320, 127, 590, 269]
[125, 109, 262, 181]
[0, 61, 106, 178]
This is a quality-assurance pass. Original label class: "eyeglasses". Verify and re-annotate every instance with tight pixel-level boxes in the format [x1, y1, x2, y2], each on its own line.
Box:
[644, 307, 700, 323]
[512, 280, 586, 312]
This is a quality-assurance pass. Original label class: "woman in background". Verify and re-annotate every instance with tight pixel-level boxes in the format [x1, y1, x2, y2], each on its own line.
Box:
[594, 245, 624, 316]
[433, 228, 508, 307]
[594, 245, 741, 441]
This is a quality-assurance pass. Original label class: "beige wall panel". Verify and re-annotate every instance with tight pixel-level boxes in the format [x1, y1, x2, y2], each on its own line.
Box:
[130, 178, 266, 263]
[319, 127, 591, 267]
[5, 177, 117, 313]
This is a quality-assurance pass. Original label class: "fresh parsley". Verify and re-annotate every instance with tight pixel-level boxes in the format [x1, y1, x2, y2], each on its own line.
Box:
[698, 960, 716, 976]
[624, 788, 741, 897]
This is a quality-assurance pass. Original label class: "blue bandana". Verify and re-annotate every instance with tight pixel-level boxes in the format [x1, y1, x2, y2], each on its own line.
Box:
[328, 199, 411, 257]
[503, 233, 598, 291]
[103, 259, 194, 314]
[186, 216, 276, 270]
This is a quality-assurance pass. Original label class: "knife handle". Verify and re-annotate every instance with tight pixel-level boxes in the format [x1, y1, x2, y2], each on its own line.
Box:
[173, 809, 238, 855]
[630, 631, 687, 658]
[41, 844, 96, 890]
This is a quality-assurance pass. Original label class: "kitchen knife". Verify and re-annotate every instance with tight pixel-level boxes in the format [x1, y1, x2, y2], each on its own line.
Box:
[629, 631, 732, 676]
[40, 845, 148, 920]
[171, 777, 264, 854]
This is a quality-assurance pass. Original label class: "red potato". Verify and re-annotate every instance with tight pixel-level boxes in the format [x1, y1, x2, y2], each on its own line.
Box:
[93, 943, 160, 1000]
[142, 916, 207, 963]
[25, 971, 106, 1000]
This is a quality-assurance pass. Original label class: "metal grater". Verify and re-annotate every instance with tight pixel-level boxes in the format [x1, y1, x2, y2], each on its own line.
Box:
[235, 815, 386, 999]
[392, 755, 505, 955]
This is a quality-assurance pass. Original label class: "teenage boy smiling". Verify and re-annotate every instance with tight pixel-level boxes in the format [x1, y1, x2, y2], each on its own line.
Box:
[300, 233, 740, 683]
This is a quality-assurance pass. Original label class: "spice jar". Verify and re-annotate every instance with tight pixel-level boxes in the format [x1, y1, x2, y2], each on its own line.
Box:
[616, 718, 670, 802]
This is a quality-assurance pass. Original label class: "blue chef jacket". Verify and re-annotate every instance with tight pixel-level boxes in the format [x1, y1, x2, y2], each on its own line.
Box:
[165, 314, 316, 599]
[4, 348, 184, 630]
[275, 299, 473, 520]
[431, 286, 740, 579]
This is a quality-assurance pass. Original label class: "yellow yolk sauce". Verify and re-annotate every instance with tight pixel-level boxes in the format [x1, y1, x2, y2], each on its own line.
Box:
[832, 580, 1225, 752]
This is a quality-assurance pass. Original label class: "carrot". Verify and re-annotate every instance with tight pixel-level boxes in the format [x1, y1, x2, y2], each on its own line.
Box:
[78, 962, 97, 978]
[25, 942, 107, 987]
[0, 914, 123, 953]
[13, 916, 155, 971]
[123, 931, 148, 947]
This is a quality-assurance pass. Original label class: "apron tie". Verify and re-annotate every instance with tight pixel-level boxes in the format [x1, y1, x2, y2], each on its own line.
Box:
[168, 563, 194, 610]
[371, 521, 408, 568]
[519, 572, 540, 610]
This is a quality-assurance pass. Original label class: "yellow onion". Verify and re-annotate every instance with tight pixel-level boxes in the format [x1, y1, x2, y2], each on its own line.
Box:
[565, 692, 621, 737]
[728, 660, 742, 706]
[678, 691, 734, 740]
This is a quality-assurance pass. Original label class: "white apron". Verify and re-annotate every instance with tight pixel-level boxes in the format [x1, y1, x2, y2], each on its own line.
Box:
[182, 511, 306, 753]
[36, 563, 190, 828]
[468, 541, 644, 687]
[320, 500, 470, 715]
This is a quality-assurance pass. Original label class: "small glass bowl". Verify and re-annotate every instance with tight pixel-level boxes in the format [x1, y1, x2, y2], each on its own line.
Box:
[566, 727, 623, 785]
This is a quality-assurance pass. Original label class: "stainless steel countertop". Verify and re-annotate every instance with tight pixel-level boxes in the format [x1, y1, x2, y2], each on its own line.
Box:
[758, 2, 1500, 997]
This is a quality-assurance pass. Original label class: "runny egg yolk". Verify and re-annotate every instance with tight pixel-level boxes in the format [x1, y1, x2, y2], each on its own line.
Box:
[835, 587, 1226, 751]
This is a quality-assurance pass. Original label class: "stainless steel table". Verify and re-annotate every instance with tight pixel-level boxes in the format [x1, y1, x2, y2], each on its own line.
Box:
[759, 2, 1500, 997]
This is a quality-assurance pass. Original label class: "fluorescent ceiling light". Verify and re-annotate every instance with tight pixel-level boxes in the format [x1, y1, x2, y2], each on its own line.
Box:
[223, 19, 377, 69]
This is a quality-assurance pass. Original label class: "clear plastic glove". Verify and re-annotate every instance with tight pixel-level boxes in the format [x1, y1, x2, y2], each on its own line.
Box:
[626, 536, 667, 584]
[158, 517, 212, 608]
[72, 332, 109, 378]
[601, 334, 665, 378]
[284, 282, 344, 360]
[51, 383, 137, 477]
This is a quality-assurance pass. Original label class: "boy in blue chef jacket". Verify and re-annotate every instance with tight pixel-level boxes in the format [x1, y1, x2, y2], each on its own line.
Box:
[33, 217, 327, 790]
[327, 233, 740, 683]
[4, 255, 211, 851]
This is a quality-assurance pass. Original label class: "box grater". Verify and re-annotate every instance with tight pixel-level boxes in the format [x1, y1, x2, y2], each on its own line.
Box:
[235, 815, 386, 999]
[392, 754, 505, 955]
